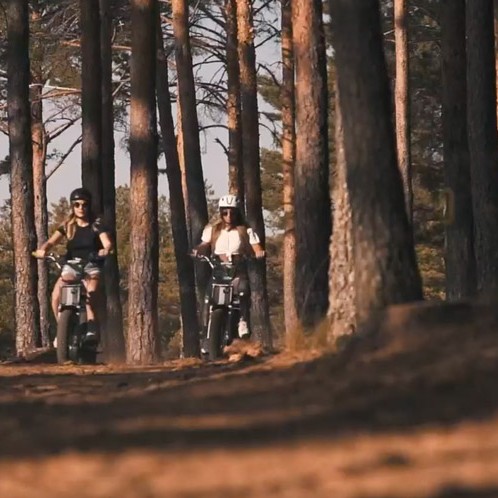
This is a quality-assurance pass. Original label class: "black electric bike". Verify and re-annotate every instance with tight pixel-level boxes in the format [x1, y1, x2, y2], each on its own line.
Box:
[195, 254, 246, 360]
[34, 253, 102, 365]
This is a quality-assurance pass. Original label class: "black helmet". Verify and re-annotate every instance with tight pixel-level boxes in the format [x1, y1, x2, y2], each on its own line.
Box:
[70, 187, 92, 204]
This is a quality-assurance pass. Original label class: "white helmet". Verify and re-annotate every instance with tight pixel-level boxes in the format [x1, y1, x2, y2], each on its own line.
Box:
[218, 194, 240, 210]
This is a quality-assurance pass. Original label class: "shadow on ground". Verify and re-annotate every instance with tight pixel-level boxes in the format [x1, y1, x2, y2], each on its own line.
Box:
[1, 299, 498, 460]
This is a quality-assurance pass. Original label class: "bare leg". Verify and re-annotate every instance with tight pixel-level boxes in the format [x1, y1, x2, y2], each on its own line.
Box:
[51, 277, 63, 320]
[83, 275, 100, 322]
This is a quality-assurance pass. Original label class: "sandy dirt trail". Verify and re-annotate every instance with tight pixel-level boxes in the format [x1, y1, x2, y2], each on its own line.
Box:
[1, 316, 498, 498]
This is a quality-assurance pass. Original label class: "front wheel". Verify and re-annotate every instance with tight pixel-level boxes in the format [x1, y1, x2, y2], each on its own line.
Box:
[56, 309, 77, 364]
[207, 308, 225, 361]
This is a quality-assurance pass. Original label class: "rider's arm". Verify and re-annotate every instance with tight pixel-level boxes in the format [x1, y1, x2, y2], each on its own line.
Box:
[193, 225, 212, 256]
[98, 231, 113, 257]
[251, 242, 265, 259]
[34, 230, 64, 258]
[248, 228, 265, 259]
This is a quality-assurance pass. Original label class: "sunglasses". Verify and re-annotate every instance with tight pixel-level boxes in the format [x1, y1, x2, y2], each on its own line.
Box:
[221, 209, 236, 216]
[73, 201, 89, 209]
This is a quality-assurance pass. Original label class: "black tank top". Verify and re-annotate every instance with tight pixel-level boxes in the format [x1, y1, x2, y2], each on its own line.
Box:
[57, 221, 105, 260]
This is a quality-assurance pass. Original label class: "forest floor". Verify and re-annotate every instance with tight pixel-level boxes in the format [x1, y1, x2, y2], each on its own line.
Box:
[1, 300, 498, 498]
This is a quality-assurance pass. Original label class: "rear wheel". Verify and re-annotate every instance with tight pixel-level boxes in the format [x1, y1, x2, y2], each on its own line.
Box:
[56, 309, 77, 364]
[207, 309, 225, 360]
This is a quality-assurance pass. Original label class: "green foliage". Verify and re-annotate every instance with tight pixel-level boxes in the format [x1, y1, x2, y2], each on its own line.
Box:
[261, 148, 284, 232]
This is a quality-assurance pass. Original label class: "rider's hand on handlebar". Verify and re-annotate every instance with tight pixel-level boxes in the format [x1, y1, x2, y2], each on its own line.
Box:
[33, 248, 47, 259]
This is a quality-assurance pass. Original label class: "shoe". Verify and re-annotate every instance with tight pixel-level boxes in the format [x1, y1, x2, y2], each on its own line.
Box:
[238, 319, 250, 339]
[200, 338, 209, 356]
[83, 321, 99, 345]
[83, 330, 97, 345]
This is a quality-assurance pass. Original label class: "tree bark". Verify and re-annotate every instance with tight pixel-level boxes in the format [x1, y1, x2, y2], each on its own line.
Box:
[440, 0, 476, 300]
[494, 0, 498, 125]
[466, 0, 498, 293]
[157, 16, 200, 358]
[237, 0, 271, 348]
[329, 0, 422, 326]
[226, 0, 244, 203]
[281, 0, 298, 339]
[172, 0, 208, 245]
[172, 0, 209, 314]
[292, 0, 331, 328]
[80, 0, 103, 213]
[127, 0, 159, 365]
[394, 0, 412, 223]
[100, 0, 125, 362]
[329, 82, 356, 338]
[7, 0, 40, 356]
[175, 92, 190, 241]
[30, 7, 50, 348]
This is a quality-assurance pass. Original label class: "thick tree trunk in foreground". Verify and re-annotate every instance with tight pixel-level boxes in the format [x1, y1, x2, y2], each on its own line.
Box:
[466, 0, 498, 293]
[329, 84, 356, 338]
[329, 0, 422, 326]
[292, 0, 331, 328]
[157, 18, 200, 358]
[394, 0, 412, 223]
[281, 0, 298, 341]
[237, 0, 271, 348]
[7, 0, 40, 356]
[127, 0, 159, 364]
[100, 0, 125, 361]
[440, 0, 476, 300]
[80, 0, 103, 213]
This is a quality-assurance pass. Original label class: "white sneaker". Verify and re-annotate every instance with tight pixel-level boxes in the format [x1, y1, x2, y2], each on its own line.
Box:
[238, 319, 250, 339]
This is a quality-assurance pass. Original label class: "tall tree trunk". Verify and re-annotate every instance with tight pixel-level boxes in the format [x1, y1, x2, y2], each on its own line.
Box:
[329, 82, 356, 338]
[7, 0, 40, 356]
[30, 3, 50, 348]
[494, 0, 498, 124]
[31, 77, 50, 348]
[80, 0, 103, 213]
[100, 0, 125, 362]
[237, 0, 271, 348]
[292, 0, 331, 328]
[394, 0, 412, 223]
[176, 93, 190, 242]
[329, 0, 422, 326]
[172, 0, 209, 313]
[157, 16, 200, 358]
[172, 0, 208, 244]
[466, 0, 498, 293]
[127, 0, 159, 365]
[440, 0, 476, 300]
[226, 0, 244, 202]
[281, 0, 298, 340]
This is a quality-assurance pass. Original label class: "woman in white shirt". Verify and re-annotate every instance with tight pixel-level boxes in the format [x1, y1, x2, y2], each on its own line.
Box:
[194, 194, 265, 343]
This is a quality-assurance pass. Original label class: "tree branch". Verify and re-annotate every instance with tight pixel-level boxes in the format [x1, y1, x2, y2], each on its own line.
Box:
[45, 136, 82, 181]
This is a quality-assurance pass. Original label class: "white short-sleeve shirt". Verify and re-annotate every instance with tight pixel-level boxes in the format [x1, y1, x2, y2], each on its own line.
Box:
[201, 225, 260, 256]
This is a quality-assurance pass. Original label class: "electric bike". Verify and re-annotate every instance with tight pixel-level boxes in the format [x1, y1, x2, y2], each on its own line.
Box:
[35, 253, 102, 364]
[196, 254, 246, 360]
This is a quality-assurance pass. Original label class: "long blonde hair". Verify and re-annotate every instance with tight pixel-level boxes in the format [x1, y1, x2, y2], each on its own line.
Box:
[64, 205, 96, 240]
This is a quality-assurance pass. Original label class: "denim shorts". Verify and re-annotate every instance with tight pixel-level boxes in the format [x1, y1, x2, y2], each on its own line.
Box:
[61, 262, 101, 280]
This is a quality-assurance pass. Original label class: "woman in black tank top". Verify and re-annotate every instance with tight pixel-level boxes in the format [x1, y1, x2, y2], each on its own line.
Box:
[33, 188, 113, 346]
